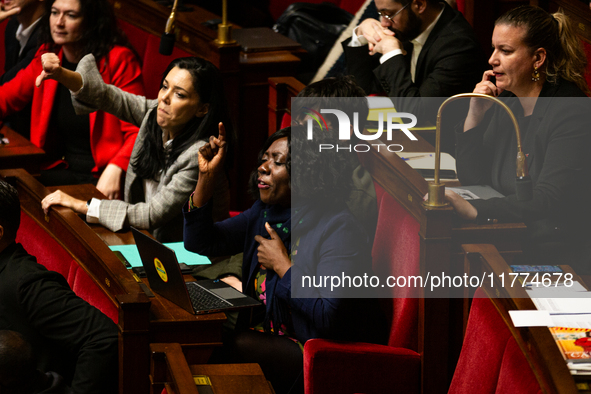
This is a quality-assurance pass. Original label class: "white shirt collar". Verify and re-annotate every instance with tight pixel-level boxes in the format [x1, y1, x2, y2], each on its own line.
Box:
[15, 17, 42, 56]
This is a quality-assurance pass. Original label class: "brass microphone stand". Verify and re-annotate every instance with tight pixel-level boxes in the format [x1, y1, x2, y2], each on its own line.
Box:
[424, 93, 530, 208]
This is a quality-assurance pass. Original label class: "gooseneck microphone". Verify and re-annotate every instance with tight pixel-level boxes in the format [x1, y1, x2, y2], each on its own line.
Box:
[425, 93, 533, 208]
[159, 0, 180, 56]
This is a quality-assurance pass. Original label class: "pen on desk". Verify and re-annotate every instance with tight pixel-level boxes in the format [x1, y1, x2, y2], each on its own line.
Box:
[402, 154, 433, 161]
[132, 272, 142, 283]
[132, 271, 155, 297]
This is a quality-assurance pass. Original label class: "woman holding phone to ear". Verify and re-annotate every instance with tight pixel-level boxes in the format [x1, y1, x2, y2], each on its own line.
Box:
[39, 52, 232, 242]
[445, 5, 591, 272]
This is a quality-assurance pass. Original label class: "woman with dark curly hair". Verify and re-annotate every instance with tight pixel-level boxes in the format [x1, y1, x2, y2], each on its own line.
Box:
[0, 0, 144, 199]
[184, 125, 385, 394]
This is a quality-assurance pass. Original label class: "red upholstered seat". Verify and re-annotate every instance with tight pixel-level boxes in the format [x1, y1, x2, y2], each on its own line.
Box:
[448, 288, 542, 394]
[280, 112, 291, 129]
[582, 39, 591, 94]
[303, 182, 421, 394]
[16, 212, 118, 323]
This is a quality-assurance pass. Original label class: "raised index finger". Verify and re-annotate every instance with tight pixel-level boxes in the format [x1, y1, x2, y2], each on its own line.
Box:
[217, 122, 226, 142]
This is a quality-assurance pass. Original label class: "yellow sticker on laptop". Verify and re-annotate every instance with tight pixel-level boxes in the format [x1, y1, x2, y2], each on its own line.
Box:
[154, 258, 168, 282]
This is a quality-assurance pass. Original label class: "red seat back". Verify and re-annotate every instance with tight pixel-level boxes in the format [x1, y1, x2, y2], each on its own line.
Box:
[582, 39, 591, 94]
[448, 289, 542, 394]
[118, 19, 192, 99]
[16, 212, 118, 323]
[372, 182, 420, 350]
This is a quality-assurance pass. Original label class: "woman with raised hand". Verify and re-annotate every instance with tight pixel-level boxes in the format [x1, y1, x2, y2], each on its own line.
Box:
[0, 0, 144, 199]
[184, 125, 385, 394]
[446, 5, 591, 272]
[40, 53, 232, 242]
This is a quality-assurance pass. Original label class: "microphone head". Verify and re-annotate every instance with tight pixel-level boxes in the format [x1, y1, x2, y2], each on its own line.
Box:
[159, 32, 176, 56]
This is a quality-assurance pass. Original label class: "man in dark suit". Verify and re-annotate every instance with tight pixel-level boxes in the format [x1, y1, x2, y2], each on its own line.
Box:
[0, 179, 118, 394]
[2, 0, 44, 83]
[1, 0, 45, 138]
[342, 0, 484, 152]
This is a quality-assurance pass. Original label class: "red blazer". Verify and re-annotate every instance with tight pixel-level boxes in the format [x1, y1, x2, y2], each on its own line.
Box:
[0, 44, 144, 174]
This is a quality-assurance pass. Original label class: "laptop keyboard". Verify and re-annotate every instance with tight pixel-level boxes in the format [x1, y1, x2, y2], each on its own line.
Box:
[186, 283, 232, 311]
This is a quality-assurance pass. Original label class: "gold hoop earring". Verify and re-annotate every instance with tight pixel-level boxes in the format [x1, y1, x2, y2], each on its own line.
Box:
[532, 66, 540, 82]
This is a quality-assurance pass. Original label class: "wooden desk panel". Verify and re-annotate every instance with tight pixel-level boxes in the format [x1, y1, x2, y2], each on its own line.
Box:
[0, 125, 45, 174]
[151, 343, 274, 394]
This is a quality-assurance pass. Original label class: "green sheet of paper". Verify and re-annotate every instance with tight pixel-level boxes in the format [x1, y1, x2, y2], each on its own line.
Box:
[108, 242, 210, 267]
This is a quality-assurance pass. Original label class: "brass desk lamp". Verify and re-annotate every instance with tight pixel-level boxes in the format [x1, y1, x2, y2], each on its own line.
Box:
[424, 93, 532, 208]
[215, 0, 236, 45]
[160, 0, 236, 55]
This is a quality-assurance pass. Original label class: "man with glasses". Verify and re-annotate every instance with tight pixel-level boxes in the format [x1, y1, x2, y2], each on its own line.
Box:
[342, 0, 483, 110]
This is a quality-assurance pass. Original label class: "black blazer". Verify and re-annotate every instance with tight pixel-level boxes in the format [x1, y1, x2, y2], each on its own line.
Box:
[0, 243, 119, 393]
[456, 80, 591, 271]
[2, 17, 42, 84]
[342, 3, 484, 97]
[2, 17, 41, 137]
[342, 3, 485, 152]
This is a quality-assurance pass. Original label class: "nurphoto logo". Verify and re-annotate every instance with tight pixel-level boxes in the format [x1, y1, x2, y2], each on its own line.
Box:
[305, 109, 419, 153]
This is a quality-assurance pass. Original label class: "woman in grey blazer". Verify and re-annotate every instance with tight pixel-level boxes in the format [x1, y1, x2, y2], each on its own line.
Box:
[40, 54, 232, 242]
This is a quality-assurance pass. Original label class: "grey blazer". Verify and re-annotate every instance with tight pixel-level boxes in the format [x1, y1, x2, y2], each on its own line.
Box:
[72, 54, 229, 242]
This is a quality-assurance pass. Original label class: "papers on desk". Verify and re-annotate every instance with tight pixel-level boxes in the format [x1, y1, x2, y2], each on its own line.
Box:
[447, 185, 505, 200]
[506, 280, 591, 374]
[395, 152, 457, 179]
[108, 242, 210, 268]
[508, 281, 591, 328]
[508, 310, 554, 327]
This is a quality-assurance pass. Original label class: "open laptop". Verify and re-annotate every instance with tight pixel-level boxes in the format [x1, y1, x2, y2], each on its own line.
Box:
[131, 227, 260, 315]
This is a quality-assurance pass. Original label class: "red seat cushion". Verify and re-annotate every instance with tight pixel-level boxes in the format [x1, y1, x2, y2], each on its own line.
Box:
[304, 339, 420, 394]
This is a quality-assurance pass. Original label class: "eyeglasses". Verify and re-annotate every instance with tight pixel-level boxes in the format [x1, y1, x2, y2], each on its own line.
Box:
[377, 2, 409, 22]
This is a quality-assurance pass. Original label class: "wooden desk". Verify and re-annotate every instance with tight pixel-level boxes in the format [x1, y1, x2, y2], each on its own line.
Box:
[46, 183, 226, 358]
[7, 170, 225, 394]
[0, 125, 45, 174]
[151, 343, 274, 394]
[46, 184, 138, 245]
[462, 244, 583, 394]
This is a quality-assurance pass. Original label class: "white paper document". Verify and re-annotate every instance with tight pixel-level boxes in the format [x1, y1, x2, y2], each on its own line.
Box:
[509, 310, 554, 327]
